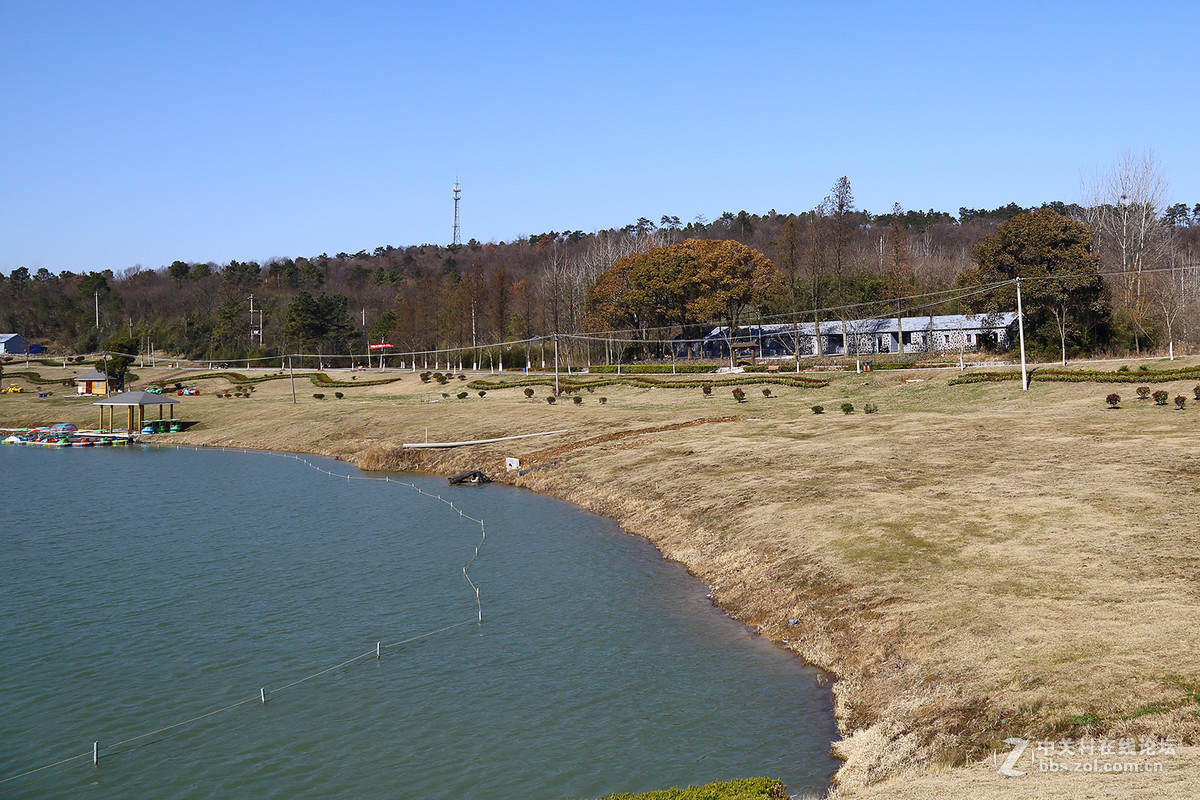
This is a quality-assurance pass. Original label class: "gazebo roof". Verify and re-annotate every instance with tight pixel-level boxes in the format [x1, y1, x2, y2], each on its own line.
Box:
[92, 390, 180, 407]
[75, 369, 111, 381]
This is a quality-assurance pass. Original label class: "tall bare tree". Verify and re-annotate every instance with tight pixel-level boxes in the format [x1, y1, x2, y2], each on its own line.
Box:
[1082, 150, 1170, 351]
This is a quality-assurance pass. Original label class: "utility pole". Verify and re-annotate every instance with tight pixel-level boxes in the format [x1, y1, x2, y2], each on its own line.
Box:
[95, 291, 99, 328]
[249, 295, 259, 346]
[553, 335, 560, 396]
[1016, 278, 1029, 391]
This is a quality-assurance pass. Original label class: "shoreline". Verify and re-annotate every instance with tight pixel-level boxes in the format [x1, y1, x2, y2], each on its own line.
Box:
[5, 363, 1200, 797]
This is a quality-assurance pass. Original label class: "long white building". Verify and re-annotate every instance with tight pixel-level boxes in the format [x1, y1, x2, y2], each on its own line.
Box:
[691, 313, 1018, 358]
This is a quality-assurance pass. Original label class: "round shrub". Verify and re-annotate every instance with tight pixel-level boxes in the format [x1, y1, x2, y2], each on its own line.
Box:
[811, 405, 824, 414]
[313, 393, 325, 399]
[457, 391, 468, 399]
[761, 388, 772, 397]
[1152, 390, 1169, 405]
[1136, 386, 1151, 400]
[1175, 395, 1186, 410]
[1193, 384, 1200, 401]
[572, 395, 583, 404]
[702, 384, 713, 397]
[599, 397, 607, 404]
[732, 388, 746, 402]
[864, 403, 878, 414]
[523, 387, 535, 398]
[334, 391, 344, 399]
[477, 390, 486, 398]
[1106, 393, 1121, 408]
[546, 396, 556, 404]
[841, 402, 854, 414]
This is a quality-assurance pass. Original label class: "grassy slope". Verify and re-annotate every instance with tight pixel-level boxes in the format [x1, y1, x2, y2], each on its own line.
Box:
[4, 362, 1200, 798]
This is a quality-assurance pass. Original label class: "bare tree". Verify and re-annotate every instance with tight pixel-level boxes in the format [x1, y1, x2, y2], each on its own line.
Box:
[1082, 150, 1171, 351]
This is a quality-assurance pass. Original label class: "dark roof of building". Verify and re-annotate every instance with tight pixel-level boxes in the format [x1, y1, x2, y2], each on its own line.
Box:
[92, 390, 179, 407]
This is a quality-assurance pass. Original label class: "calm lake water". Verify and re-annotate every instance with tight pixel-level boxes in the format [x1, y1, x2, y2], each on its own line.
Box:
[0, 445, 838, 799]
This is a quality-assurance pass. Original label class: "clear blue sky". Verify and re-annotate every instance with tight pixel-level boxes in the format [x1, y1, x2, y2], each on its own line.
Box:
[2, 1, 1197, 274]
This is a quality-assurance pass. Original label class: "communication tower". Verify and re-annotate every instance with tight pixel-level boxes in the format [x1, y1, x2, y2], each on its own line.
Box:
[452, 179, 461, 246]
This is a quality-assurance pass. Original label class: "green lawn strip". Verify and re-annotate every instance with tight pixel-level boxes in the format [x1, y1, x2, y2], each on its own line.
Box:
[579, 777, 786, 800]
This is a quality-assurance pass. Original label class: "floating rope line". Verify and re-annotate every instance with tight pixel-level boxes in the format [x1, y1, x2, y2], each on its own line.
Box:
[1, 446, 489, 790]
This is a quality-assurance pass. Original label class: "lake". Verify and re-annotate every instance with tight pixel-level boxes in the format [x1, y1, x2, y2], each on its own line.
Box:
[0, 445, 838, 798]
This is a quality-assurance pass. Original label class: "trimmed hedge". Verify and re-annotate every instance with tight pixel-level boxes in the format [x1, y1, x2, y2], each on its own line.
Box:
[590, 364, 719, 374]
[468, 373, 830, 392]
[950, 365, 1200, 386]
[147, 371, 405, 390]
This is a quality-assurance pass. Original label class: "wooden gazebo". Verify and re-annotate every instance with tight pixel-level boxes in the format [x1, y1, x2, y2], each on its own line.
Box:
[93, 391, 180, 433]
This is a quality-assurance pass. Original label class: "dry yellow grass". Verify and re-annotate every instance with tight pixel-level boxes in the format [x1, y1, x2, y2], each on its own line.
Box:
[4, 360, 1200, 798]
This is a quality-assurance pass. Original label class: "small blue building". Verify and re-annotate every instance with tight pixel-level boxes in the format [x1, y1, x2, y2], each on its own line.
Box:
[0, 334, 31, 354]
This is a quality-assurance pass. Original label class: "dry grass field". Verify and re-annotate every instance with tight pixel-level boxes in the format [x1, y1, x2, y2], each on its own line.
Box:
[4, 359, 1200, 798]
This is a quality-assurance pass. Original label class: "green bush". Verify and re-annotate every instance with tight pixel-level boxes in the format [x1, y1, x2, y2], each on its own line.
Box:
[334, 391, 344, 399]
[1136, 386, 1151, 399]
[586, 776, 786, 800]
[419, 371, 431, 383]
[477, 390, 486, 398]
[811, 405, 824, 414]
[599, 397, 607, 404]
[457, 391, 469, 399]
[864, 402, 878, 414]
[841, 402, 854, 414]
[732, 388, 746, 402]
[761, 388, 771, 397]
[572, 395, 583, 404]
[313, 393, 325, 399]
[546, 396, 556, 404]
[1153, 390, 1169, 405]
[1193, 384, 1200, 401]
[1175, 395, 1186, 410]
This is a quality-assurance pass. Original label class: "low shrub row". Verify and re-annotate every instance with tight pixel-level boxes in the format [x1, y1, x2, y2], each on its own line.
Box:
[951, 365, 1200, 386]
[468, 373, 830, 393]
[589, 364, 718, 374]
[1106, 392, 1189, 409]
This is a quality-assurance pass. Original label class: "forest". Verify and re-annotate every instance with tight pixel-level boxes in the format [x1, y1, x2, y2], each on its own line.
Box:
[4, 157, 1198, 366]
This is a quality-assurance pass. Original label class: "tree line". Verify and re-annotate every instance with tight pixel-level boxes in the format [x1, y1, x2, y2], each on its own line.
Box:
[3, 155, 1198, 364]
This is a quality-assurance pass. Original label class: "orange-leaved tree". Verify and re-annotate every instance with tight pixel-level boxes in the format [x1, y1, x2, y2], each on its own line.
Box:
[584, 238, 781, 357]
